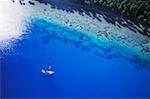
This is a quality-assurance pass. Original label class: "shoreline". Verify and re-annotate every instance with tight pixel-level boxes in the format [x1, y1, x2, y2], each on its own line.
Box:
[0, 0, 150, 64]
[35, 0, 150, 37]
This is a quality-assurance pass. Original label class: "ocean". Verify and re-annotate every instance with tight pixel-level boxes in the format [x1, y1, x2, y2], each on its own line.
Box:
[1, 18, 150, 98]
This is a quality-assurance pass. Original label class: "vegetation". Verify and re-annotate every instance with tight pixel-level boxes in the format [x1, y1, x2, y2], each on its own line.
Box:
[83, 0, 150, 27]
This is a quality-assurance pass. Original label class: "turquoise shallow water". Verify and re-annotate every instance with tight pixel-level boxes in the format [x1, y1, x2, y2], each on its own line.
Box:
[1, 18, 150, 98]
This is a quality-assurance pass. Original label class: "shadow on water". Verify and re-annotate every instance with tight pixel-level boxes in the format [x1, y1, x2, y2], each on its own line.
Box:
[16, 0, 150, 37]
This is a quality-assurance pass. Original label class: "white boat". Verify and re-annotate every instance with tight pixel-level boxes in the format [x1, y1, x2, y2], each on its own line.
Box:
[41, 66, 54, 76]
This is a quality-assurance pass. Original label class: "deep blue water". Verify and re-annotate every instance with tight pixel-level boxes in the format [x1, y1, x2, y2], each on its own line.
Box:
[1, 18, 150, 98]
